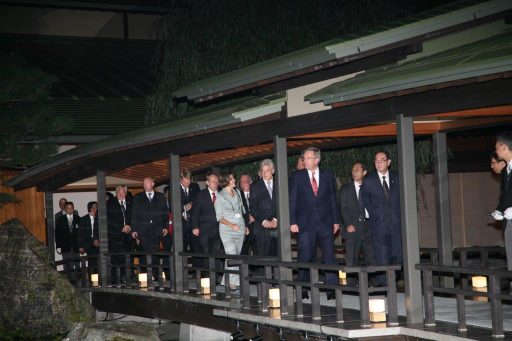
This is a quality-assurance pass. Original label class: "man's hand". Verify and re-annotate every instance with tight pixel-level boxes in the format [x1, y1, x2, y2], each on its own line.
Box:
[270, 218, 278, 228]
[79, 247, 85, 254]
[249, 215, 255, 224]
[162, 229, 168, 237]
[93, 240, 100, 247]
[504, 207, 512, 220]
[290, 224, 299, 233]
[185, 203, 192, 211]
[56, 248, 62, 255]
[333, 223, 340, 234]
[491, 210, 504, 221]
[245, 227, 250, 235]
[262, 220, 271, 228]
[122, 224, 131, 234]
[192, 228, 200, 236]
[131, 231, 139, 239]
[347, 225, 356, 233]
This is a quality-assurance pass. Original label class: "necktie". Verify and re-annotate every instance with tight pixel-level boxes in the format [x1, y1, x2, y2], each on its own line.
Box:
[358, 185, 364, 219]
[508, 163, 512, 174]
[212, 192, 216, 204]
[68, 215, 73, 231]
[382, 176, 390, 200]
[148, 192, 153, 201]
[311, 171, 318, 196]
[185, 187, 189, 197]
[120, 200, 126, 225]
[246, 192, 250, 208]
[91, 217, 94, 237]
[266, 181, 272, 199]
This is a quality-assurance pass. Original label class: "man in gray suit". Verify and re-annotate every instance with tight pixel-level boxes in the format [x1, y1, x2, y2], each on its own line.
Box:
[339, 161, 375, 284]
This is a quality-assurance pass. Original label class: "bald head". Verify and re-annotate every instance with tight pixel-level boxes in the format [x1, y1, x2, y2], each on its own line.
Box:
[143, 177, 155, 192]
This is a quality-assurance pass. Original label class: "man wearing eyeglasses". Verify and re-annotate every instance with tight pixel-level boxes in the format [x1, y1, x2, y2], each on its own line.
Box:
[361, 151, 402, 286]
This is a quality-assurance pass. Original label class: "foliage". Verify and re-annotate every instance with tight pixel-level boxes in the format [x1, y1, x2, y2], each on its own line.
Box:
[148, 0, 454, 124]
[0, 51, 73, 208]
[0, 52, 72, 170]
[222, 140, 442, 185]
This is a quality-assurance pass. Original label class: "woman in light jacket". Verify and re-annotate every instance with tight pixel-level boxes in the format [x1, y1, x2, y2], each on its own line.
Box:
[215, 172, 248, 290]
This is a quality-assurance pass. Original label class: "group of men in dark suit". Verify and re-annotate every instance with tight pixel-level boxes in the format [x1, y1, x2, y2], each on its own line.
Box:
[55, 200, 99, 280]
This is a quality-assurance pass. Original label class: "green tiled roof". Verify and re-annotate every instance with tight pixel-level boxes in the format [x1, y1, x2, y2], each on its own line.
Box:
[173, 0, 511, 102]
[7, 92, 286, 188]
[305, 31, 512, 105]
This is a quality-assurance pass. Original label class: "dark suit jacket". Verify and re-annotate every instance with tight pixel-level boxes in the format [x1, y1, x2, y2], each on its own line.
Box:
[239, 189, 251, 226]
[250, 178, 277, 236]
[107, 197, 132, 251]
[181, 182, 200, 222]
[191, 189, 219, 237]
[77, 214, 99, 253]
[339, 181, 365, 238]
[289, 169, 339, 230]
[497, 171, 512, 212]
[361, 170, 401, 231]
[55, 213, 80, 253]
[131, 191, 168, 249]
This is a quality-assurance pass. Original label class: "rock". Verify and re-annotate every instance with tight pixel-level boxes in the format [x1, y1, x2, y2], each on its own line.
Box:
[0, 219, 95, 338]
[65, 322, 160, 341]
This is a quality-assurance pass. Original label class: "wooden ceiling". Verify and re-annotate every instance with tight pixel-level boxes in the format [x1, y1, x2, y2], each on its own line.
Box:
[87, 104, 512, 189]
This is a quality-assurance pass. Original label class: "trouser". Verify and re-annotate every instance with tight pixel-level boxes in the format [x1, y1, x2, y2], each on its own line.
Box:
[505, 220, 512, 271]
[62, 250, 79, 282]
[219, 225, 245, 287]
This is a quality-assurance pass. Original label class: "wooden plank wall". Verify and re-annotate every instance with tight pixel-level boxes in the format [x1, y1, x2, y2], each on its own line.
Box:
[0, 174, 46, 242]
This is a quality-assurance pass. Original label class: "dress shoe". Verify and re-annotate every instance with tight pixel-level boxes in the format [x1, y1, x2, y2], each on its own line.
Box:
[326, 291, 336, 300]
[301, 290, 309, 300]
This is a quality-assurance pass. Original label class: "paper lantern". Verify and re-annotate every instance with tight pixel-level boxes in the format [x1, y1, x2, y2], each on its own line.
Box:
[90, 273, 99, 287]
[201, 277, 210, 295]
[269, 288, 280, 308]
[369, 298, 386, 322]
[471, 276, 487, 288]
[138, 273, 148, 288]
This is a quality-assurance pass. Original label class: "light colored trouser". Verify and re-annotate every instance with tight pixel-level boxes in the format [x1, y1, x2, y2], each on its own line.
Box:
[505, 220, 512, 271]
[219, 224, 245, 286]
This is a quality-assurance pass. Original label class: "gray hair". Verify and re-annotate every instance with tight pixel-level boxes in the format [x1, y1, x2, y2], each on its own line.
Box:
[115, 185, 127, 194]
[303, 147, 321, 161]
[260, 158, 274, 170]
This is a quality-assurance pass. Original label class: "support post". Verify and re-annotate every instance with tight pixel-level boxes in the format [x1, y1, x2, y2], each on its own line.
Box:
[433, 132, 454, 287]
[273, 135, 294, 313]
[96, 170, 109, 286]
[396, 114, 423, 324]
[45, 191, 55, 263]
[170, 153, 184, 293]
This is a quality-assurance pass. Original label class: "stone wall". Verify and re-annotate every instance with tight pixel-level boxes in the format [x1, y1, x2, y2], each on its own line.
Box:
[0, 219, 95, 338]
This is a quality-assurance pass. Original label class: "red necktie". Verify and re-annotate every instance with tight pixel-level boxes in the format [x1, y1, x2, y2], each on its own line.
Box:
[311, 171, 318, 196]
[212, 192, 216, 204]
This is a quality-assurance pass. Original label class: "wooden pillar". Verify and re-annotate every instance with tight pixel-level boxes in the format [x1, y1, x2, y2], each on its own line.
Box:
[96, 170, 109, 286]
[44, 191, 55, 263]
[170, 153, 184, 293]
[396, 114, 423, 324]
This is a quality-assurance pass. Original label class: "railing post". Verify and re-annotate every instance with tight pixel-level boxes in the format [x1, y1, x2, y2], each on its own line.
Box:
[209, 256, 217, 297]
[358, 270, 370, 327]
[240, 261, 250, 308]
[456, 293, 467, 332]
[44, 191, 56, 263]
[422, 269, 435, 326]
[387, 269, 398, 326]
[489, 274, 504, 338]
[310, 268, 321, 320]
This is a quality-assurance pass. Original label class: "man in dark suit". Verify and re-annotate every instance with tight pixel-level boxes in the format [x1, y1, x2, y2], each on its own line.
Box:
[55, 201, 80, 281]
[78, 201, 99, 272]
[492, 133, 512, 270]
[191, 172, 222, 263]
[239, 174, 256, 255]
[339, 162, 375, 284]
[179, 170, 201, 252]
[290, 147, 340, 299]
[107, 185, 132, 282]
[55, 197, 68, 222]
[250, 160, 278, 257]
[361, 151, 402, 286]
[131, 177, 169, 251]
